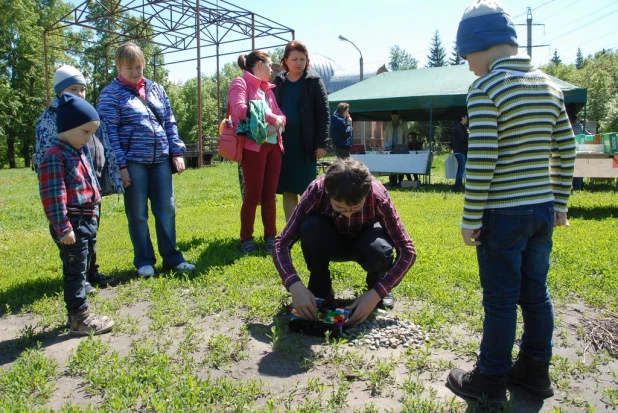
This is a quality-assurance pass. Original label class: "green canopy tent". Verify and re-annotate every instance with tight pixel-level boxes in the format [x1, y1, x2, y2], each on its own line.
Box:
[328, 64, 588, 150]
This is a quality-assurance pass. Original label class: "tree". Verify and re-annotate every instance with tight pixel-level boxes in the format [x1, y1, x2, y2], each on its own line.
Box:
[550, 49, 562, 65]
[0, 0, 77, 168]
[426, 30, 447, 68]
[575, 48, 584, 70]
[387, 45, 418, 71]
[448, 42, 464, 65]
[269, 47, 285, 64]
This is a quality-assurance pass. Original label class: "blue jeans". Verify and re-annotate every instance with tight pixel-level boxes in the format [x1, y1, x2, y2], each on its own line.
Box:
[454, 153, 467, 190]
[124, 161, 184, 269]
[51, 215, 97, 314]
[476, 201, 555, 375]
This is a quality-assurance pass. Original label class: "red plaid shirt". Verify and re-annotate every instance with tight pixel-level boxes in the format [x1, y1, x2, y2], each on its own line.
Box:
[273, 177, 416, 298]
[39, 140, 101, 237]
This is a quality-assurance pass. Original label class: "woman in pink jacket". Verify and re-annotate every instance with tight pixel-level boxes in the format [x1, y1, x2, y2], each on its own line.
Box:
[228, 50, 286, 254]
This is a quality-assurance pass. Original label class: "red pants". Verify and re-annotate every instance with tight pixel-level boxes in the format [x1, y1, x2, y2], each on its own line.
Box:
[240, 143, 282, 241]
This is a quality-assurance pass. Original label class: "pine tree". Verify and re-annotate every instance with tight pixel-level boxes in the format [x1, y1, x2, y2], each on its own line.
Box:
[575, 48, 584, 70]
[550, 49, 562, 65]
[448, 42, 464, 65]
[426, 30, 447, 68]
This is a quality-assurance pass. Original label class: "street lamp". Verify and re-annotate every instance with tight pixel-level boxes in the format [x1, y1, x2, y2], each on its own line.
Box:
[338, 34, 363, 81]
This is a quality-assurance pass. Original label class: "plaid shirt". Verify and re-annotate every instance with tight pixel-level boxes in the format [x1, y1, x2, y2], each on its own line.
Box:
[273, 177, 416, 298]
[39, 140, 101, 237]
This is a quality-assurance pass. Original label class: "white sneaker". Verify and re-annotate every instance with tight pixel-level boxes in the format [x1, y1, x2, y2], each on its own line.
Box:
[137, 265, 155, 277]
[175, 262, 195, 273]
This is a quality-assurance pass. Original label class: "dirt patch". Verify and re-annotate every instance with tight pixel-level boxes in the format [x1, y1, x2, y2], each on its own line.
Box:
[1, 293, 617, 412]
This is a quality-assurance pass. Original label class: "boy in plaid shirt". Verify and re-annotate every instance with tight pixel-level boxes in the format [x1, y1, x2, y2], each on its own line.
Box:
[39, 93, 114, 336]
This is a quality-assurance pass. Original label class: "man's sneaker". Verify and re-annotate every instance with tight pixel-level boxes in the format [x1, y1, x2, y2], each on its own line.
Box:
[240, 239, 258, 254]
[264, 237, 276, 254]
[175, 262, 195, 273]
[68, 310, 114, 337]
[379, 293, 395, 310]
[446, 365, 507, 406]
[137, 265, 155, 278]
[84, 281, 97, 295]
[507, 351, 554, 398]
[87, 272, 116, 287]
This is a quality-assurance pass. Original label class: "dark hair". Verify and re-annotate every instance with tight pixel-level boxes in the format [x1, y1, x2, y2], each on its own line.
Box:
[391, 110, 399, 115]
[407, 131, 417, 139]
[280, 40, 310, 72]
[456, 113, 467, 122]
[324, 159, 372, 205]
[237, 50, 271, 73]
[336, 102, 350, 115]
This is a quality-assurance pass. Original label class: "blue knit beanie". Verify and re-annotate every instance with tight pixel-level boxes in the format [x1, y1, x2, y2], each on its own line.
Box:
[53, 65, 87, 95]
[56, 93, 100, 134]
[457, 0, 518, 58]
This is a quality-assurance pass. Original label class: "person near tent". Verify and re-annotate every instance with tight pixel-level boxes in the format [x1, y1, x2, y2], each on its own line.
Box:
[330, 102, 353, 159]
[451, 113, 469, 192]
[383, 110, 408, 186]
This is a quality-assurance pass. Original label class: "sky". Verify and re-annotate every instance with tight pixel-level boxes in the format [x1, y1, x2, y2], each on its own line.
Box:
[159, 0, 618, 83]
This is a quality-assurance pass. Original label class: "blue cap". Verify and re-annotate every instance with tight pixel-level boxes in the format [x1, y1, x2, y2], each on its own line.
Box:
[457, 0, 518, 58]
[56, 93, 99, 134]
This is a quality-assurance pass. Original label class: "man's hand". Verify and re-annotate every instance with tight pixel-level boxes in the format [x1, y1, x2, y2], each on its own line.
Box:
[347, 289, 382, 326]
[120, 168, 131, 187]
[554, 211, 570, 227]
[461, 227, 481, 246]
[289, 282, 317, 320]
[173, 156, 186, 174]
[316, 148, 327, 160]
[60, 230, 76, 245]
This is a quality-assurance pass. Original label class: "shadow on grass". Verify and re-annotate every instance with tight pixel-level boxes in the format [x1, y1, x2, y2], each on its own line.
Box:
[0, 326, 72, 367]
[567, 205, 618, 220]
[247, 305, 318, 378]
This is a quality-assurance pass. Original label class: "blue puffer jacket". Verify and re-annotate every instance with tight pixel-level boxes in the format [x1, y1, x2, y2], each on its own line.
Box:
[98, 78, 185, 167]
[330, 112, 353, 148]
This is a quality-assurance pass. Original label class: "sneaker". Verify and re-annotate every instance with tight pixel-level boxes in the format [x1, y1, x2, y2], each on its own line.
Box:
[175, 262, 195, 273]
[506, 351, 554, 398]
[379, 293, 395, 310]
[84, 281, 97, 295]
[264, 237, 276, 254]
[68, 310, 114, 337]
[446, 365, 507, 405]
[240, 239, 258, 254]
[137, 265, 155, 278]
[87, 272, 116, 287]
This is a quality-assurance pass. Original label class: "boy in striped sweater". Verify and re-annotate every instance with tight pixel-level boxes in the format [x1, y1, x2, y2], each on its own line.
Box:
[445, 0, 576, 406]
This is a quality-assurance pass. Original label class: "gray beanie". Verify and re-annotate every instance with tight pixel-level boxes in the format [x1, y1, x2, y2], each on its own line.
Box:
[53, 65, 87, 95]
[456, 0, 518, 58]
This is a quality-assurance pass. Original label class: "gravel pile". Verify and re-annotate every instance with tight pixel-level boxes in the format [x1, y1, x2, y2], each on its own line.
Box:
[342, 313, 429, 350]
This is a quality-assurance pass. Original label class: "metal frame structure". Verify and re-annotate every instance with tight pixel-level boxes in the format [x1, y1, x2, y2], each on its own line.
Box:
[44, 0, 295, 166]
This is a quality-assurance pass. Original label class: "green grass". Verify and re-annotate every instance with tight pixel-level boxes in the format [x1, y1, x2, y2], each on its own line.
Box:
[1, 157, 617, 411]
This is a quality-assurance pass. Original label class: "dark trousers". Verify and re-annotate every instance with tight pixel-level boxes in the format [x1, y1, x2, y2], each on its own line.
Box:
[87, 212, 101, 280]
[300, 215, 394, 299]
[50, 215, 97, 314]
[335, 147, 350, 159]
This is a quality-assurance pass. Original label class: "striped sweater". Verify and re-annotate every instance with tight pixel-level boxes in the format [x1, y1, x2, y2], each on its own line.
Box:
[462, 56, 576, 229]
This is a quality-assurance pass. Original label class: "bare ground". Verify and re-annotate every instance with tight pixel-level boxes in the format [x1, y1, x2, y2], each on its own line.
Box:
[1, 290, 617, 412]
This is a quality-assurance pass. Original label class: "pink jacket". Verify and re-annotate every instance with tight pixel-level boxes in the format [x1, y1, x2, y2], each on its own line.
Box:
[228, 70, 286, 153]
